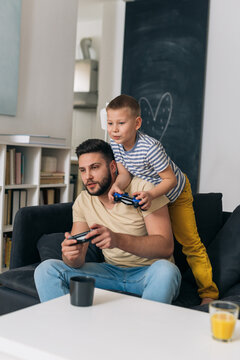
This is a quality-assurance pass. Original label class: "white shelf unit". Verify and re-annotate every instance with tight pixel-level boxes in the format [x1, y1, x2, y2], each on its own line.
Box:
[0, 142, 71, 272]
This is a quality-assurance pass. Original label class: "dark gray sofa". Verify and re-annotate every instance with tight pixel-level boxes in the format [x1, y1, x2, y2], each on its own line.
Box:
[1, 193, 240, 316]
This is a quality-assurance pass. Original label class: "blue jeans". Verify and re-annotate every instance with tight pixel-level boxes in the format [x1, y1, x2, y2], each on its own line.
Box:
[34, 259, 181, 304]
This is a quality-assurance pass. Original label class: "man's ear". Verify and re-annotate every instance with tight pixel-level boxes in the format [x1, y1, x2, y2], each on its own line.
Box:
[136, 116, 142, 130]
[110, 160, 117, 174]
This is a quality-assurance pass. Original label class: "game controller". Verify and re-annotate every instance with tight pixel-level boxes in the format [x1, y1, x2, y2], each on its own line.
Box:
[113, 192, 141, 208]
[69, 230, 96, 244]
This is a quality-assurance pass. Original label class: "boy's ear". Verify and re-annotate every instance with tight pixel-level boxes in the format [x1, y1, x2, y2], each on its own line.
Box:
[136, 116, 142, 130]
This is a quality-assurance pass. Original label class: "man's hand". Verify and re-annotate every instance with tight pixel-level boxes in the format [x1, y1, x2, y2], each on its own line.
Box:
[108, 183, 124, 202]
[132, 190, 153, 210]
[61, 232, 88, 267]
[90, 224, 118, 249]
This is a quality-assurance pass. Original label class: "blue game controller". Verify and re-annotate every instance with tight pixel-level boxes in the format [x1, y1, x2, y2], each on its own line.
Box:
[69, 230, 96, 244]
[113, 192, 142, 209]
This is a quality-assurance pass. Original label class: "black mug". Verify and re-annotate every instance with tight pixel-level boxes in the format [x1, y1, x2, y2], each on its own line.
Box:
[70, 276, 95, 307]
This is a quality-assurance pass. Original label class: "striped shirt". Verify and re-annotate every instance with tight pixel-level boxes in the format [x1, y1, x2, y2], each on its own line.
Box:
[110, 131, 186, 202]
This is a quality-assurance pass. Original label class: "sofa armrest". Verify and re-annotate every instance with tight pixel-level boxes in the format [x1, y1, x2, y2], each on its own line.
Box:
[10, 202, 73, 269]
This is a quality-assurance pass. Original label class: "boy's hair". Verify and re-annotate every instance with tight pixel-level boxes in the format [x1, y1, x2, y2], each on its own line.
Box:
[75, 138, 114, 164]
[106, 94, 141, 117]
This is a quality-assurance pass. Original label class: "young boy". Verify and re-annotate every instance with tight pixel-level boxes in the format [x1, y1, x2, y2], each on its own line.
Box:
[106, 94, 219, 305]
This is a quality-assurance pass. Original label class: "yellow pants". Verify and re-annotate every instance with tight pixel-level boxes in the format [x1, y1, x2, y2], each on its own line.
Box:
[168, 175, 219, 299]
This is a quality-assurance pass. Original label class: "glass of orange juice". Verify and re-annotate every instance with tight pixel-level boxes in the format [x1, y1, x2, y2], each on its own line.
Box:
[209, 301, 239, 342]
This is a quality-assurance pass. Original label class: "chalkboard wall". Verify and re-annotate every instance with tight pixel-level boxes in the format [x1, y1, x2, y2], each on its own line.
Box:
[121, 0, 209, 193]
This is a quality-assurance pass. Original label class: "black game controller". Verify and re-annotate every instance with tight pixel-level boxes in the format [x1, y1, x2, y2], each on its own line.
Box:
[69, 230, 96, 244]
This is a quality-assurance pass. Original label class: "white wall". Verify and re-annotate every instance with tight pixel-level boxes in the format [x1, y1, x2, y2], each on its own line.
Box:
[95, 0, 126, 140]
[71, 1, 103, 158]
[0, 0, 78, 147]
[199, 0, 240, 211]
[71, 0, 125, 157]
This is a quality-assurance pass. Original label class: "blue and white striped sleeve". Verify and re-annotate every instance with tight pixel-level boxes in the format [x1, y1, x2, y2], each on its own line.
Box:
[146, 142, 169, 173]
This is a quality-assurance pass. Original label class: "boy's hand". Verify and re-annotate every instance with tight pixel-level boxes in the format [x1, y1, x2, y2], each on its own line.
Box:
[132, 191, 153, 210]
[108, 183, 124, 202]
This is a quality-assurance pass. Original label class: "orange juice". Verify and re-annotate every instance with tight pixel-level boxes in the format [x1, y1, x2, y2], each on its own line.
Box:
[211, 312, 236, 341]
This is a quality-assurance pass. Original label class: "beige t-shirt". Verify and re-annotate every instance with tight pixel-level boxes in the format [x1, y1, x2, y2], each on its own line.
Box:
[72, 177, 170, 268]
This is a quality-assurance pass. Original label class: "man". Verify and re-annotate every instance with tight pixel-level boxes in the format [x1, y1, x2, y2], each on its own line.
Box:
[34, 139, 181, 303]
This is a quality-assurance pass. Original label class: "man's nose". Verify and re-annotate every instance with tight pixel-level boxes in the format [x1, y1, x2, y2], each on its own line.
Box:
[85, 169, 93, 179]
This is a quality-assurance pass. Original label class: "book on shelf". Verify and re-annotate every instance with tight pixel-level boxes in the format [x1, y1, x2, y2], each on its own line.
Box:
[5, 150, 10, 185]
[40, 171, 65, 184]
[3, 189, 27, 227]
[7, 190, 12, 225]
[40, 188, 61, 205]
[9, 148, 16, 185]
[40, 177, 64, 184]
[0, 134, 66, 146]
[6, 148, 25, 185]
[21, 153, 25, 183]
[11, 190, 20, 225]
[39, 190, 44, 205]
[4, 234, 12, 268]
[3, 192, 8, 225]
[20, 189, 27, 208]
[15, 151, 22, 185]
[47, 189, 55, 204]
[40, 171, 65, 177]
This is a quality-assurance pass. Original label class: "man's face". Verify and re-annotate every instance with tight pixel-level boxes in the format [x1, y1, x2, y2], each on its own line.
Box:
[78, 152, 114, 196]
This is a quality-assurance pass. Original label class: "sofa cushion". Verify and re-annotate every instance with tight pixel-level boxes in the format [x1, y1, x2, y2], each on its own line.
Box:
[206, 205, 240, 296]
[193, 193, 223, 247]
[174, 192, 223, 274]
[37, 233, 104, 263]
[182, 204, 240, 292]
[37, 233, 63, 262]
[0, 264, 39, 299]
[221, 282, 240, 298]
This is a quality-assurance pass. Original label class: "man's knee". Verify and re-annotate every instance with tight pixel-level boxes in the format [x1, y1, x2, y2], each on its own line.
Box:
[143, 260, 181, 303]
[34, 259, 63, 282]
[146, 259, 181, 283]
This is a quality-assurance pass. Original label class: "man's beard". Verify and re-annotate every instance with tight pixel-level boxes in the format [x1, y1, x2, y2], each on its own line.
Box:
[84, 170, 112, 196]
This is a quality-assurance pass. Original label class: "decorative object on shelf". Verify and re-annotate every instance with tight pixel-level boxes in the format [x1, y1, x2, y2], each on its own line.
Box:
[41, 156, 57, 173]
[0, 134, 66, 146]
[73, 38, 98, 109]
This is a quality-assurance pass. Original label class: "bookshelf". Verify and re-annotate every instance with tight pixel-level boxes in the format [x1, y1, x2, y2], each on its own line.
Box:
[0, 142, 71, 272]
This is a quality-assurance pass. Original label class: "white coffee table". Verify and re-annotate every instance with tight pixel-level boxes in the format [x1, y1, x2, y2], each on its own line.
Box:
[0, 289, 239, 360]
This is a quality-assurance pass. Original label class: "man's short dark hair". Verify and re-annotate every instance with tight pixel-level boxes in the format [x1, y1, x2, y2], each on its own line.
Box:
[75, 139, 114, 164]
[106, 94, 141, 117]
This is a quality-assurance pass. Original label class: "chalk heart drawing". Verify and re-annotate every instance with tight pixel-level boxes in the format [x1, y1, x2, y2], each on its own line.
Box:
[139, 92, 173, 141]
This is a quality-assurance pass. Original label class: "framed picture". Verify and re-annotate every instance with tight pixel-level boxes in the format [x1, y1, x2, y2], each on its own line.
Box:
[0, 0, 22, 116]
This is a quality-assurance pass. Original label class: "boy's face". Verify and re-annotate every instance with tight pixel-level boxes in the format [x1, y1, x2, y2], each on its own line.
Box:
[107, 107, 142, 151]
